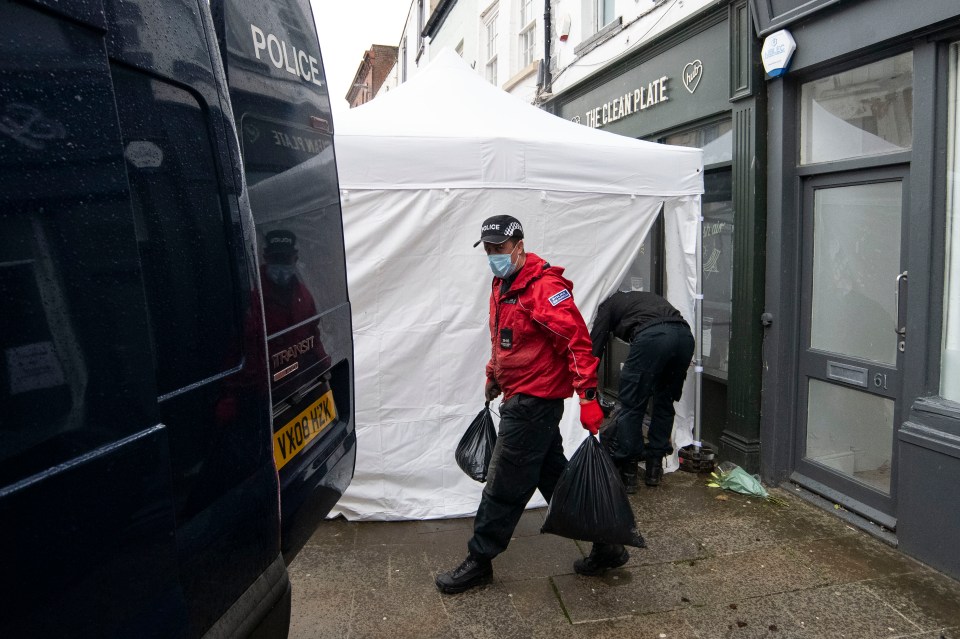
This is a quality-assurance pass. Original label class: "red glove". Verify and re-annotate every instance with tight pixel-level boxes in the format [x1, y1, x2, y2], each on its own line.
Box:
[579, 399, 603, 435]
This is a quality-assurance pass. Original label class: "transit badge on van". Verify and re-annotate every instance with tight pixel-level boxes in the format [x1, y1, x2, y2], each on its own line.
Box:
[273, 389, 337, 470]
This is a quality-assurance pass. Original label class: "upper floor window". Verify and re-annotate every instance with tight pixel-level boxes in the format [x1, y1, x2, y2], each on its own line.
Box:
[518, 0, 536, 68]
[417, 0, 426, 49]
[484, 6, 499, 85]
[597, 0, 615, 30]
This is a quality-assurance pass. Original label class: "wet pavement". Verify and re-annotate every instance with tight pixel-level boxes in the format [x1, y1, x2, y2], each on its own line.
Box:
[288, 471, 960, 639]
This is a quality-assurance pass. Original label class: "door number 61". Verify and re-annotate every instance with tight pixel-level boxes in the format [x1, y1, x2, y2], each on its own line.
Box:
[873, 373, 888, 390]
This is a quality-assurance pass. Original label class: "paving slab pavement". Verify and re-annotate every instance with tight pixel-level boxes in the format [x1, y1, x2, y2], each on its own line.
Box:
[288, 471, 960, 639]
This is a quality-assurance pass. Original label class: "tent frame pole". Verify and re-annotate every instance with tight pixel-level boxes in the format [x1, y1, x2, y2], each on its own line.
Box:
[694, 198, 703, 449]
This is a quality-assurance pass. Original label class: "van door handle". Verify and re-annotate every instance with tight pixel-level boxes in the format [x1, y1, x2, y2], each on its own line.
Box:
[895, 271, 908, 336]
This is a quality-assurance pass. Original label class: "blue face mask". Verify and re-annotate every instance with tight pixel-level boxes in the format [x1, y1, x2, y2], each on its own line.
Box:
[487, 243, 520, 279]
[266, 263, 297, 286]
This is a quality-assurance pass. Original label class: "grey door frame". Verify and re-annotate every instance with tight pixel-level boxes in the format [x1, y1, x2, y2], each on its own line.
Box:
[759, 15, 957, 557]
[791, 165, 910, 524]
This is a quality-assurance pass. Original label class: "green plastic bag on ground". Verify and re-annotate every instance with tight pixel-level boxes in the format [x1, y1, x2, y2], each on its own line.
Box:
[707, 461, 787, 505]
[710, 463, 769, 499]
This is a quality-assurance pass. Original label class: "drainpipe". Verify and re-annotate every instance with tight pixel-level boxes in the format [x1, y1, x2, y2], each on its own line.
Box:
[543, 0, 552, 93]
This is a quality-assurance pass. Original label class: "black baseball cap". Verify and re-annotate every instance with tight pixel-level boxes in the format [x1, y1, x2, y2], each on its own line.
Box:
[473, 215, 524, 247]
[264, 229, 298, 256]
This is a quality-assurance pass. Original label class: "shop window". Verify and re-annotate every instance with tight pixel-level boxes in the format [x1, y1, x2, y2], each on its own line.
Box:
[800, 52, 913, 165]
[599, 122, 733, 398]
[665, 120, 733, 164]
[942, 42, 960, 402]
[698, 170, 734, 379]
[665, 121, 734, 380]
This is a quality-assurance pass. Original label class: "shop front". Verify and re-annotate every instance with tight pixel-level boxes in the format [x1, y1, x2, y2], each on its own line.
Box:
[549, 0, 766, 471]
[754, 0, 960, 578]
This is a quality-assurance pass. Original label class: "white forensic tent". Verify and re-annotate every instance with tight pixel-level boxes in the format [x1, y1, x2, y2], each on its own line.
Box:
[332, 50, 703, 521]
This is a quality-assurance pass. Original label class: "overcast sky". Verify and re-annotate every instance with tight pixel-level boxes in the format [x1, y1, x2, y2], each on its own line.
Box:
[310, 0, 411, 114]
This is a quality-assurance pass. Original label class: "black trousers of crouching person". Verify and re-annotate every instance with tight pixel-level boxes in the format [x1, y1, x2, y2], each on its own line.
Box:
[467, 393, 566, 560]
[602, 321, 695, 466]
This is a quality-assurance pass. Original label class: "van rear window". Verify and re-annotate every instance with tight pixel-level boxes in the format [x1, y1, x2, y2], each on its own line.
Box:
[240, 115, 347, 343]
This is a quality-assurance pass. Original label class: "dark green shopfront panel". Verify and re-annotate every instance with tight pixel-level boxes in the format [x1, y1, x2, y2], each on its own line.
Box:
[558, 19, 731, 139]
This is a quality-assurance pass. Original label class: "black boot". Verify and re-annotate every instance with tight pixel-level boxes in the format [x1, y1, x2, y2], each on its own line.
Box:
[644, 456, 664, 487]
[619, 460, 638, 494]
[573, 543, 629, 576]
[435, 554, 493, 594]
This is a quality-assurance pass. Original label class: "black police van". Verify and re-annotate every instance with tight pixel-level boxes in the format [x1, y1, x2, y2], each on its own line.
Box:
[0, 0, 355, 635]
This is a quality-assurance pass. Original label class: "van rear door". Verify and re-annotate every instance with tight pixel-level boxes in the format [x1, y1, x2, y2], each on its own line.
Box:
[211, 0, 356, 561]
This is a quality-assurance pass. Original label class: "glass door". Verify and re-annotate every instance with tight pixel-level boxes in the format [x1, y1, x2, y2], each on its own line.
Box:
[795, 168, 908, 518]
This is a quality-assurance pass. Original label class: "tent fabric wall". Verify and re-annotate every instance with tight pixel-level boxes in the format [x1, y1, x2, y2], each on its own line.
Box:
[331, 51, 703, 521]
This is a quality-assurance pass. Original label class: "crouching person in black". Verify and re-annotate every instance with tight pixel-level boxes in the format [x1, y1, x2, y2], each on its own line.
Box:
[590, 291, 695, 491]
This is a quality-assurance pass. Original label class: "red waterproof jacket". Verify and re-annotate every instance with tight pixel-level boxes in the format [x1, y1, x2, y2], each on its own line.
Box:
[260, 266, 331, 375]
[485, 252, 598, 400]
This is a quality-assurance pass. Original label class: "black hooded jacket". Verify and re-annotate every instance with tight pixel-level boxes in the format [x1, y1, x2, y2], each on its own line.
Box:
[589, 291, 688, 358]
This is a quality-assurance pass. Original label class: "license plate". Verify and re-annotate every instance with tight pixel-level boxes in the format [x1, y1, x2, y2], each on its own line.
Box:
[273, 390, 336, 471]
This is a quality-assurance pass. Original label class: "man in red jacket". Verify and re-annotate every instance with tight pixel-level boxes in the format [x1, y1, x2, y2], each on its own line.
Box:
[259, 230, 330, 374]
[435, 215, 608, 594]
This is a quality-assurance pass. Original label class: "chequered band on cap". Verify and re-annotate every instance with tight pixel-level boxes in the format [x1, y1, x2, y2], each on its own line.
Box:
[474, 215, 523, 247]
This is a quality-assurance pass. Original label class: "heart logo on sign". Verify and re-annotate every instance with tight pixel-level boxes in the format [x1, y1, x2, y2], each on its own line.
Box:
[683, 60, 703, 94]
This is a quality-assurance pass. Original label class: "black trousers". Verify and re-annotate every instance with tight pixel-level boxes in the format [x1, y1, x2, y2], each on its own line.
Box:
[467, 393, 566, 560]
[602, 322, 695, 465]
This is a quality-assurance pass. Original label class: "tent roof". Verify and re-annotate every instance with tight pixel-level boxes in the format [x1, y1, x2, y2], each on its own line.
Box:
[335, 49, 703, 197]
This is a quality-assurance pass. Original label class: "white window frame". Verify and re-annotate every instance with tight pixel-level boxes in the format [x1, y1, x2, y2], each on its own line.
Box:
[417, 0, 426, 48]
[518, 0, 536, 69]
[943, 40, 960, 401]
[597, 0, 615, 31]
[483, 5, 499, 86]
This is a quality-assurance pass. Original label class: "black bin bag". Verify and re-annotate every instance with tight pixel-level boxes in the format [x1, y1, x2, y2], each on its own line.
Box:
[455, 402, 497, 482]
[541, 435, 646, 548]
